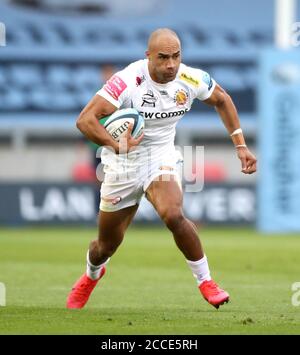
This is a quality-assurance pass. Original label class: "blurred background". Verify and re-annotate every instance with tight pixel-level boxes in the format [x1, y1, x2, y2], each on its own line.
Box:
[2, 1, 300, 335]
[0, 0, 299, 229]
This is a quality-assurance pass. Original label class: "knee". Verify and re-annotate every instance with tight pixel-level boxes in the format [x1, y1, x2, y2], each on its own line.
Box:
[161, 208, 185, 231]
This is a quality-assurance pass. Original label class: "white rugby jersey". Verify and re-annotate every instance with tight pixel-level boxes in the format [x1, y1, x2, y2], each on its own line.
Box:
[97, 59, 216, 156]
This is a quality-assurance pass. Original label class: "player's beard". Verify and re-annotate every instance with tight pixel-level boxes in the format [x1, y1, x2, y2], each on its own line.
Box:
[164, 72, 176, 81]
[157, 69, 177, 83]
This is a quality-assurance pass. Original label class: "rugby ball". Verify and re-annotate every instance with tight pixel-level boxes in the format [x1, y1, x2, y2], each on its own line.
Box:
[100, 108, 144, 142]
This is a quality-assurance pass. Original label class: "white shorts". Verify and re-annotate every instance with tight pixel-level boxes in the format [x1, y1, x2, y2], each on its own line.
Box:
[99, 147, 183, 212]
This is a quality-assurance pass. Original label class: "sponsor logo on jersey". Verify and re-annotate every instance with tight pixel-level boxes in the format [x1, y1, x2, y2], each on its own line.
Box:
[103, 75, 127, 100]
[139, 108, 189, 120]
[136, 75, 146, 86]
[141, 90, 158, 107]
[202, 72, 213, 90]
[179, 72, 199, 87]
[174, 89, 189, 106]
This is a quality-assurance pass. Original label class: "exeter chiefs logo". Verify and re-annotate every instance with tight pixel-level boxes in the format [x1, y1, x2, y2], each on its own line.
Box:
[174, 89, 188, 106]
[142, 90, 158, 107]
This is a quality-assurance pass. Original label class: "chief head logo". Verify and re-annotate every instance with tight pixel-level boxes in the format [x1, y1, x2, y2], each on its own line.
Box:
[174, 89, 188, 106]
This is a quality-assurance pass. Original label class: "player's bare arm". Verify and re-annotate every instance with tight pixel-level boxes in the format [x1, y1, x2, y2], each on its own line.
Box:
[76, 95, 143, 153]
[204, 84, 257, 175]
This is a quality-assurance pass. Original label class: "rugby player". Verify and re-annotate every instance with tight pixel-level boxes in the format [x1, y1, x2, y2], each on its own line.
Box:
[67, 28, 257, 309]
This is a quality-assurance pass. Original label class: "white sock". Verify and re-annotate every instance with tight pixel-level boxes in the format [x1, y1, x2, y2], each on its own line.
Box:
[86, 251, 110, 280]
[186, 255, 212, 286]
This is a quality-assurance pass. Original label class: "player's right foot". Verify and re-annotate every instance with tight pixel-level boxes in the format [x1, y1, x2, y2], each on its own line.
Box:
[66, 267, 106, 309]
[199, 279, 229, 309]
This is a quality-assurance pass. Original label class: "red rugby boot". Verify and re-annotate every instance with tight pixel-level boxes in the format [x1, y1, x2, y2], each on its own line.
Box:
[199, 279, 229, 309]
[66, 267, 106, 309]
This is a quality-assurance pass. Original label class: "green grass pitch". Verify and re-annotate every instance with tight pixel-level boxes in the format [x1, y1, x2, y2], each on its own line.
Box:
[0, 225, 299, 334]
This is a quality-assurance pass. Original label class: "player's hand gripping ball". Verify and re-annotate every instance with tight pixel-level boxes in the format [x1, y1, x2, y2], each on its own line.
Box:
[100, 108, 144, 142]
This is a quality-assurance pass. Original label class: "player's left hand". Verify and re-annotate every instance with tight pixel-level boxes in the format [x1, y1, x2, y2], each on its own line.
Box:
[236, 146, 257, 174]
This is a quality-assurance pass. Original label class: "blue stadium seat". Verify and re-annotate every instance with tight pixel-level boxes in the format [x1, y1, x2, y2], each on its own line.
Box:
[51, 89, 78, 111]
[9, 65, 43, 89]
[46, 65, 73, 89]
[6, 24, 35, 45]
[1, 88, 27, 110]
[29, 87, 76, 111]
[76, 87, 97, 108]
[1, 0, 283, 120]
[72, 65, 101, 91]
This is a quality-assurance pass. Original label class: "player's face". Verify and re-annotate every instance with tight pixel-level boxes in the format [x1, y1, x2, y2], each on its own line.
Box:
[147, 38, 181, 84]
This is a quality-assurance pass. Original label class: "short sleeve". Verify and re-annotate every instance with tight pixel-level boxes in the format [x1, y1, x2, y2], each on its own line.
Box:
[195, 70, 216, 101]
[179, 65, 216, 102]
[97, 67, 132, 108]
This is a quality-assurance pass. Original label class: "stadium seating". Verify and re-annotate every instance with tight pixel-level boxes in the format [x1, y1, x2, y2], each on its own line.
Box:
[1, 0, 298, 128]
[0, 62, 256, 113]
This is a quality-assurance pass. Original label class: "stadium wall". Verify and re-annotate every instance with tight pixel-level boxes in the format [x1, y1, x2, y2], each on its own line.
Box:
[0, 183, 255, 226]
